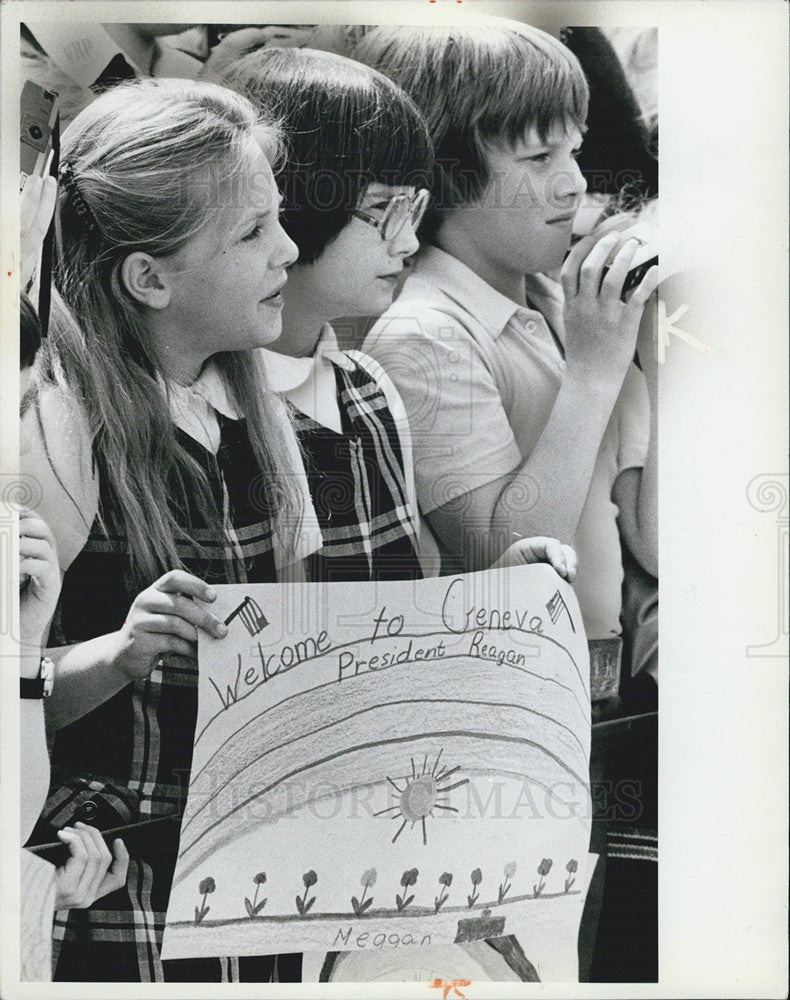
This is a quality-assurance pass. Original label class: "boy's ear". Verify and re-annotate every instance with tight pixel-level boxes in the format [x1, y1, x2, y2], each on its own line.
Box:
[120, 252, 172, 309]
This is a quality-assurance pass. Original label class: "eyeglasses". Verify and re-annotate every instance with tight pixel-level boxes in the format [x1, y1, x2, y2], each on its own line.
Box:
[351, 189, 430, 243]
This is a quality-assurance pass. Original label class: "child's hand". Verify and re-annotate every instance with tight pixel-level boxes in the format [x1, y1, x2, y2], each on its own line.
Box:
[111, 570, 228, 681]
[54, 824, 128, 910]
[20, 173, 57, 290]
[491, 537, 578, 582]
[19, 509, 61, 649]
[561, 228, 660, 383]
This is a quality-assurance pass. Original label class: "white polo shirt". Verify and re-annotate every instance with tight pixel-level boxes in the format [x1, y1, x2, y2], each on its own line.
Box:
[363, 246, 649, 639]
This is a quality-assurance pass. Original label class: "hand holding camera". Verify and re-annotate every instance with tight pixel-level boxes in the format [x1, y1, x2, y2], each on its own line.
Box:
[561, 220, 660, 385]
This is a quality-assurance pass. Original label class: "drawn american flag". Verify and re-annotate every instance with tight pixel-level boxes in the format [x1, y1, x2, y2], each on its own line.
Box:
[546, 589, 575, 632]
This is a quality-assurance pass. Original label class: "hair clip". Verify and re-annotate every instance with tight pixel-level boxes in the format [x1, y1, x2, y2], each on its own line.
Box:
[59, 160, 102, 238]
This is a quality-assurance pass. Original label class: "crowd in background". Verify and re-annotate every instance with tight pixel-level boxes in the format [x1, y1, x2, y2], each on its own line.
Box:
[18, 18, 658, 984]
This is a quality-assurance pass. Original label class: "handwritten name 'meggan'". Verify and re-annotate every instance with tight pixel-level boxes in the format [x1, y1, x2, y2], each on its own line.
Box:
[333, 926, 432, 950]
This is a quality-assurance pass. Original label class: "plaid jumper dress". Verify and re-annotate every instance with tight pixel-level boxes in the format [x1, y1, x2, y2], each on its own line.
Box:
[294, 351, 422, 584]
[36, 359, 422, 982]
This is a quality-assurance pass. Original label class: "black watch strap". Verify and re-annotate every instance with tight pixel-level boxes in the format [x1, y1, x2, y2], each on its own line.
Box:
[20, 656, 54, 699]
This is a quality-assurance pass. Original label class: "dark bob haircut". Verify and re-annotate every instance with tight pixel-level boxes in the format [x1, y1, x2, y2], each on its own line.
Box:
[221, 47, 434, 263]
[353, 22, 589, 240]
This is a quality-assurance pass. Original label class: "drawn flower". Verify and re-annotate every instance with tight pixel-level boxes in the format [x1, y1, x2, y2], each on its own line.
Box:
[396, 868, 419, 911]
[434, 871, 454, 913]
[245, 872, 268, 918]
[296, 870, 318, 915]
[195, 876, 215, 924]
[498, 861, 517, 904]
[534, 858, 553, 897]
[352, 868, 378, 916]
[468, 867, 483, 908]
[564, 858, 578, 893]
[401, 867, 419, 888]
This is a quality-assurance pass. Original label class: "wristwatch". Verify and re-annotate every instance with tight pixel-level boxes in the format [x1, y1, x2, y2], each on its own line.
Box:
[20, 655, 55, 699]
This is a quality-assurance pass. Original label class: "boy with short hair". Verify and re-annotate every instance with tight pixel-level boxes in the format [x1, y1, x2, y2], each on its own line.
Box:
[356, 22, 658, 648]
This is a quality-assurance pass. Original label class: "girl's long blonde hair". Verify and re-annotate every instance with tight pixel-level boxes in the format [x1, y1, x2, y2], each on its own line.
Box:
[38, 78, 301, 586]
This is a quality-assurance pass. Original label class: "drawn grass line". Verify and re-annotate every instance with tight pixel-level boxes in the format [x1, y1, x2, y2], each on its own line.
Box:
[168, 889, 583, 930]
[183, 695, 589, 837]
[195, 623, 586, 744]
[177, 729, 589, 871]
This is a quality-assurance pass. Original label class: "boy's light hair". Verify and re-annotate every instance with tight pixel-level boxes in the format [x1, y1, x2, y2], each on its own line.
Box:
[354, 22, 589, 239]
[39, 78, 301, 586]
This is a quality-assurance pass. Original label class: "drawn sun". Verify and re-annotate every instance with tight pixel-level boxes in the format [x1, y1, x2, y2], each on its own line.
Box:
[374, 750, 469, 845]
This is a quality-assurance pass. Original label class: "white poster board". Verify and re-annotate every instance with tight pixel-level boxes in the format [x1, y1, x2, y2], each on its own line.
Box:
[162, 564, 592, 979]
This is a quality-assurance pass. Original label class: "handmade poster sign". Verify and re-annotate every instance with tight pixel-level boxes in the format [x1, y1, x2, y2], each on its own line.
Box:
[162, 564, 592, 979]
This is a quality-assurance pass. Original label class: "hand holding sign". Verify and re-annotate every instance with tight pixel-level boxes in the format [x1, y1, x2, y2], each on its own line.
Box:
[111, 570, 227, 679]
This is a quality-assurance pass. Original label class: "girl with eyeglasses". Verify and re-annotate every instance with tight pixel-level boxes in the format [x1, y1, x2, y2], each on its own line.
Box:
[222, 47, 434, 581]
